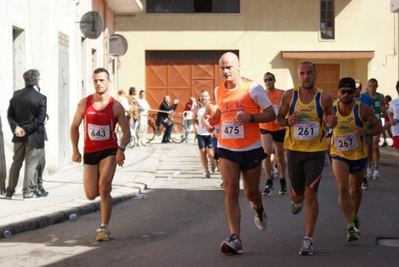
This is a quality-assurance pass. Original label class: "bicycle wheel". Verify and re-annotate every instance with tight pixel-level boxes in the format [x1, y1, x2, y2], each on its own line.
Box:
[170, 122, 186, 143]
[127, 135, 135, 148]
[146, 123, 156, 143]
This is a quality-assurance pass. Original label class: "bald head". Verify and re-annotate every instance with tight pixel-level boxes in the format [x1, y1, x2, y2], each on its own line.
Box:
[219, 52, 241, 84]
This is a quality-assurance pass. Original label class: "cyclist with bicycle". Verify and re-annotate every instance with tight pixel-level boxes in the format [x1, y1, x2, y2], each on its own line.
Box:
[157, 95, 178, 143]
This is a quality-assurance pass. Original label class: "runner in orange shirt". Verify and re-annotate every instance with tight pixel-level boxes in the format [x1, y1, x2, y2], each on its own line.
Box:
[259, 72, 287, 196]
[202, 52, 276, 255]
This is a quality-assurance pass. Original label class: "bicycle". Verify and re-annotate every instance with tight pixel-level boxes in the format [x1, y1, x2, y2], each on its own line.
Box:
[127, 134, 136, 148]
[143, 113, 186, 144]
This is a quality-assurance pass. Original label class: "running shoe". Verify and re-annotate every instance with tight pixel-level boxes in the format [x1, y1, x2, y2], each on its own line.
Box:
[366, 165, 373, 179]
[347, 227, 360, 242]
[372, 169, 380, 180]
[96, 227, 111, 241]
[220, 180, 225, 188]
[291, 201, 303, 215]
[361, 178, 369, 190]
[251, 202, 267, 231]
[354, 219, 361, 234]
[220, 234, 243, 254]
[299, 237, 313, 255]
[272, 167, 279, 179]
[204, 171, 211, 179]
[279, 179, 287, 195]
[210, 160, 216, 173]
[381, 141, 388, 147]
[262, 181, 274, 196]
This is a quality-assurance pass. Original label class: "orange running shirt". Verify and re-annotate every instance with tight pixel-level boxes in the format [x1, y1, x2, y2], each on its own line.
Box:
[259, 88, 285, 132]
[215, 78, 271, 151]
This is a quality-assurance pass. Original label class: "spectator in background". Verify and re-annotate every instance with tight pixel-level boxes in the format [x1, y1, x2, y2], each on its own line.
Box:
[127, 87, 139, 133]
[381, 95, 393, 147]
[157, 95, 178, 143]
[6, 69, 47, 200]
[136, 90, 151, 146]
[388, 81, 399, 167]
[183, 97, 196, 142]
[116, 90, 130, 143]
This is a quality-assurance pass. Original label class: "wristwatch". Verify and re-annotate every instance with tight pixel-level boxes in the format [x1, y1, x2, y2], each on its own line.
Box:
[118, 145, 126, 151]
[250, 114, 255, 123]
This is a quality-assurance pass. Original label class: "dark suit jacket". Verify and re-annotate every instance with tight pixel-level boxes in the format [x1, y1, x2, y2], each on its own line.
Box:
[157, 101, 177, 125]
[7, 86, 47, 148]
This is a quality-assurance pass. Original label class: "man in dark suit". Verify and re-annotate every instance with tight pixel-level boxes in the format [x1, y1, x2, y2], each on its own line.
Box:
[157, 95, 178, 143]
[6, 69, 47, 200]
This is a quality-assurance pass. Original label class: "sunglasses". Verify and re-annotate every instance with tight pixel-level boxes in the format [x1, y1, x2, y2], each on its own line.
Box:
[264, 78, 274, 82]
[339, 88, 355, 95]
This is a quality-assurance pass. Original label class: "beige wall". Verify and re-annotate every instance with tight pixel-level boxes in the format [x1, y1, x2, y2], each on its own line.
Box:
[0, 0, 119, 173]
[116, 0, 398, 97]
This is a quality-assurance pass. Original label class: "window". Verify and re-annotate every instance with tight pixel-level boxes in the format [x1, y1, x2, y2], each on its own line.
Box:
[146, 0, 239, 13]
[320, 0, 334, 39]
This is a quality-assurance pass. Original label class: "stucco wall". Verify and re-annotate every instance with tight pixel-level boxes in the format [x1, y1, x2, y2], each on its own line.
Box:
[0, 0, 117, 176]
[116, 0, 398, 97]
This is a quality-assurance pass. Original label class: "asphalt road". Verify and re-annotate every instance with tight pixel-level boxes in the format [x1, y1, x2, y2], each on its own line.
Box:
[0, 143, 398, 267]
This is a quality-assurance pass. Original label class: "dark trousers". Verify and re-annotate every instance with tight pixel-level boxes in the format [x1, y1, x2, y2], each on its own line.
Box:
[33, 149, 46, 189]
[7, 142, 42, 194]
[160, 118, 172, 142]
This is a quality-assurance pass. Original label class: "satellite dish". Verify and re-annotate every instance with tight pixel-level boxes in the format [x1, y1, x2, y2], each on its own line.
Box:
[109, 34, 128, 57]
[79, 11, 103, 39]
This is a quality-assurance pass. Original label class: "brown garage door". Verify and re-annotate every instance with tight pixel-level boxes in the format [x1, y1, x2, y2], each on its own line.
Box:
[145, 50, 238, 122]
[314, 63, 340, 99]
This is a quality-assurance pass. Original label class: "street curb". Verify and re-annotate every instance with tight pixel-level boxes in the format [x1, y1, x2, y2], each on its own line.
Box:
[0, 188, 145, 238]
[0, 146, 161, 238]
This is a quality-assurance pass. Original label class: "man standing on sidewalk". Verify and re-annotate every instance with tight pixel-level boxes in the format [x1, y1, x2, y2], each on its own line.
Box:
[330, 77, 381, 242]
[136, 90, 150, 146]
[70, 68, 130, 242]
[276, 61, 338, 255]
[6, 69, 47, 200]
[203, 52, 276, 254]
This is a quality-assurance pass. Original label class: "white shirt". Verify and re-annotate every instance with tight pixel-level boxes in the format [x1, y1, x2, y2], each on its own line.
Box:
[136, 97, 150, 116]
[196, 104, 210, 136]
[388, 97, 399, 136]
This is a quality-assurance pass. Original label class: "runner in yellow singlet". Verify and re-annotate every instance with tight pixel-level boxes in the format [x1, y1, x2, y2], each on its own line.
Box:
[330, 77, 382, 243]
[276, 61, 338, 255]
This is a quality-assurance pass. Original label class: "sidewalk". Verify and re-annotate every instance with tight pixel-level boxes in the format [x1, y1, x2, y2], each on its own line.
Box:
[0, 137, 397, 238]
[0, 140, 167, 237]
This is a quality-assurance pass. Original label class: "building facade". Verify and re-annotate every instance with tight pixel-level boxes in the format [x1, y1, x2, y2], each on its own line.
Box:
[0, 0, 142, 175]
[116, 0, 398, 113]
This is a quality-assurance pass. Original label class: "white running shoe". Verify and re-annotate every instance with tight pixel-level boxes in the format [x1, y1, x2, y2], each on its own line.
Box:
[372, 169, 380, 180]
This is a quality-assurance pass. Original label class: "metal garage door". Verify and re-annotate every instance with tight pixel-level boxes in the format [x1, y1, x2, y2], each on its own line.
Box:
[145, 50, 238, 121]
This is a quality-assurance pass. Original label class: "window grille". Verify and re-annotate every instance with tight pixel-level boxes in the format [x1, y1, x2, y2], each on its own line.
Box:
[320, 0, 335, 39]
[146, 0, 240, 13]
